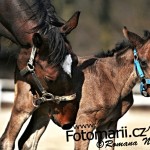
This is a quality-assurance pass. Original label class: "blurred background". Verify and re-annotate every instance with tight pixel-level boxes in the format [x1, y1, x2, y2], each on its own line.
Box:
[53, 0, 150, 55]
[0, 0, 150, 149]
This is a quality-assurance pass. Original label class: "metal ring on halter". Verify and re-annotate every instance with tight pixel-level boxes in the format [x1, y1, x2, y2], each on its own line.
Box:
[20, 63, 34, 76]
[32, 93, 55, 107]
[32, 99, 40, 108]
[27, 62, 34, 72]
[42, 92, 55, 101]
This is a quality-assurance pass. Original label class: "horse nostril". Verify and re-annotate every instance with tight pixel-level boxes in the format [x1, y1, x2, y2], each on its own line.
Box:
[62, 123, 73, 130]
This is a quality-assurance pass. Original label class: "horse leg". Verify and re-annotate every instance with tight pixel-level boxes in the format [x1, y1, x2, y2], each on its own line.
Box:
[95, 92, 133, 150]
[18, 103, 50, 150]
[74, 113, 96, 150]
[96, 121, 117, 150]
[0, 81, 35, 150]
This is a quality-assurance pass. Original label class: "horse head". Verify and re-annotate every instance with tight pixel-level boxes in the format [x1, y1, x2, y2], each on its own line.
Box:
[18, 11, 80, 87]
[123, 27, 150, 96]
[33, 11, 80, 75]
[16, 12, 80, 129]
[47, 101, 78, 130]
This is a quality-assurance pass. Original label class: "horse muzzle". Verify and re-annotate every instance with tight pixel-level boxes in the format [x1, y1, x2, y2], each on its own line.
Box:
[61, 122, 74, 130]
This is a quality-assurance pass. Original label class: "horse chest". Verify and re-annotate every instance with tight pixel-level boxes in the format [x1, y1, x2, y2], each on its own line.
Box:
[94, 102, 123, 126]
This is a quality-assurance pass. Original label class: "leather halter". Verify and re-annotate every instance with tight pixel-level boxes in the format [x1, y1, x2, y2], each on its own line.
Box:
[133, 48, 150, 97]
[20, 46, 76, 107]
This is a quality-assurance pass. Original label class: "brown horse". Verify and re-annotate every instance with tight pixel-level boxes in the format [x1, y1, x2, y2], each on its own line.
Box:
[74, 27, 150, 150]
[16, 27, 150, 150]
[0, 1, 81, 150]
[0, 13, 80, 150]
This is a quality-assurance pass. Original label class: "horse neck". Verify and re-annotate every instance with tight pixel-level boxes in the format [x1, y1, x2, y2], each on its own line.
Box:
[102, 48, 138, 98]
[116, 48, 139, 97]
[0, 0, 38, 47]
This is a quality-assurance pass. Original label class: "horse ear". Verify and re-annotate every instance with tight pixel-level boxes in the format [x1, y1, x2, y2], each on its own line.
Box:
[32, 33, 43, 48]
[60, 11, 80, 35]
[123, 26, 144, 47]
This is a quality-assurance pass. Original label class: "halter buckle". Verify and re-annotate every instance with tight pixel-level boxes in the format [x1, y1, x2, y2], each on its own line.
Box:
[140, 79, 150, 97]
[32, 92, 55, 107]
[20, 63, 34, 76]
[42, 92, 55, 101]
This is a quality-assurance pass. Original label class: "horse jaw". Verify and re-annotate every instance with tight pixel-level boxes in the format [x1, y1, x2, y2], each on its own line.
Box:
[61, 54, 72, 77]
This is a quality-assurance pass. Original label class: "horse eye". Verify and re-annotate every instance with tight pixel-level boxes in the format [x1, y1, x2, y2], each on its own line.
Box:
[44, 76, 51, 82]
[140, 60, 147, 68]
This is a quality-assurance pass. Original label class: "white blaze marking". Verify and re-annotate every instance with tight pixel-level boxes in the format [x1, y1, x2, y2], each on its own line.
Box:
[61, 54, 72, 77]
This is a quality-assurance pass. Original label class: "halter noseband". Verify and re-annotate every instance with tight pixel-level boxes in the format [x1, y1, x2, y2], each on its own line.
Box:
[20, 46, 76, 107]
[133, 48, 150, 97]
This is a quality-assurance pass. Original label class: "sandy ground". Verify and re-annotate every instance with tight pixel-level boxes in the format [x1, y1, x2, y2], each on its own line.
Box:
[0, 105, 150, 150]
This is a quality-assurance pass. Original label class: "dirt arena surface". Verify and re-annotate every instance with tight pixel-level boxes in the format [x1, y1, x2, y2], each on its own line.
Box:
[0, 105, 150, 150]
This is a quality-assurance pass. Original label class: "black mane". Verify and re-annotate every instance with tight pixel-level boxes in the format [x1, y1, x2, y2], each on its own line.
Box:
[95, 29, 150, 59]
[46, 28, 68, 65]
[95, 40, 131, 58]
[26, 0, 68, 65]
[95, 30, 150, 59]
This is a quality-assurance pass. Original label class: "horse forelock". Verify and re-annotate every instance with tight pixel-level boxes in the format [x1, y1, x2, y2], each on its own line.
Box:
[46, 28, 68, 66]
[22, 0, 68, 65]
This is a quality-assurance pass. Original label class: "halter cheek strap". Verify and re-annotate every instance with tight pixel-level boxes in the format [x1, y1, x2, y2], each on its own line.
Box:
[133, 48, 150, 97]
[20, 46, 76, 107]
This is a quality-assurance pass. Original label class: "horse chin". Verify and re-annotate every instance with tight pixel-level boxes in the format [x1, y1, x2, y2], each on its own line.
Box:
[61, 123, 74, 130]
[51, 117, 74, 130]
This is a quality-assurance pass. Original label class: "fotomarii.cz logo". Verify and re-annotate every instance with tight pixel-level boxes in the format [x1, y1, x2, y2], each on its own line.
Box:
[66, 125, 150, 148]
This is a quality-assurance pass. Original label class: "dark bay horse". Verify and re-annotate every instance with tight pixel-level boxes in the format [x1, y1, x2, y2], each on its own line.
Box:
[16, 27, 150, 150]
[0, 13, 80, 150]
[0, 0, 81, 150]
